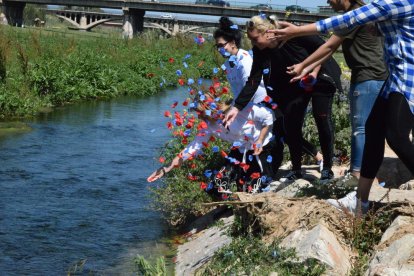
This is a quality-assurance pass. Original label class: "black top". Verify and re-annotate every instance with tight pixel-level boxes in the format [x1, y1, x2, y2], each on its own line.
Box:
[234, 35, 342, 110]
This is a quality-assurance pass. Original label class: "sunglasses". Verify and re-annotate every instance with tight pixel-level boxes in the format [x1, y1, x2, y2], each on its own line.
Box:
[215, 41, 229, 49]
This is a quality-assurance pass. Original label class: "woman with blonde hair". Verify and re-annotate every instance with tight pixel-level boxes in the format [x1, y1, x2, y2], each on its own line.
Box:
[225, 15, 342, 183]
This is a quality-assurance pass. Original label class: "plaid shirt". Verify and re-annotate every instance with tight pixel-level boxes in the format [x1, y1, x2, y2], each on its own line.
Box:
[316, 0, 414, 114]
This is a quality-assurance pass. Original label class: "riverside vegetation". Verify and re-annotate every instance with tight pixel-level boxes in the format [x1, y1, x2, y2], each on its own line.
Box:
[0, 25, 218, 119]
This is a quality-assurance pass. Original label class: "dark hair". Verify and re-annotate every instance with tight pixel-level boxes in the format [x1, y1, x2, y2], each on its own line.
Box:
[213, 17, 242, 48]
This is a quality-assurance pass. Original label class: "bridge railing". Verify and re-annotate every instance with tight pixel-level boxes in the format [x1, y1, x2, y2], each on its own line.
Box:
[148, 0, 331, 14]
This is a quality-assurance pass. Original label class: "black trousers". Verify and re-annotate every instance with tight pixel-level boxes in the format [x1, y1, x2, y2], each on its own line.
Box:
[271, 90, 335, 172]
[361, 92, 414, 178]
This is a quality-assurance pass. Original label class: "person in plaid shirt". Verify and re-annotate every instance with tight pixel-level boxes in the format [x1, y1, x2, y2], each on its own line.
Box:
[267, 0, 414, 214]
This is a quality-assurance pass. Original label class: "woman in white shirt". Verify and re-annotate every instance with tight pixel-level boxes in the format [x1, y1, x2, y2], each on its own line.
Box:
[147, 92, 275, 194]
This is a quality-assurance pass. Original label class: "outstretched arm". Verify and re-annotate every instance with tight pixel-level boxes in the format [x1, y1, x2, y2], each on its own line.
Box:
[286, 35, 344, 82]
[147, 153, 184, 182]
[266, 21, 319, 44]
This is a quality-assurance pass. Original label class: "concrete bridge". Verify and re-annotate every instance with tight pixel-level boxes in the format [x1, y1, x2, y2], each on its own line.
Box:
[49, 9, 220, 36]
[0, 0, 331, 37]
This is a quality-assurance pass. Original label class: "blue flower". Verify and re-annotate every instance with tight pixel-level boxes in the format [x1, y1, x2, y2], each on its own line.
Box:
[266, 155, 272, 163]
[263, 68, 270, 74]
[221, 64, 227, 71]
[230, 24, 238, 30]
[183, 62, 189, 68]
[212, 146, 219, 152]
[204, 109, 211, 116]
[213, 67, 219, 74]
[229, 55, 237, 62]
[184, 54, 191, 60]
[233, 141, 242, 148]
[204, 170, 213, 178]
[198, 78, 203, 85]
[176, 70, 182, 76]
[259, 13, 266, 19]
[187, 78, 194, 85]
[248, 155, 253, 161]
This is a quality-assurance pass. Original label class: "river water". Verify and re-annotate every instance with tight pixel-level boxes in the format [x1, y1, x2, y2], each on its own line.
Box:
[0, 88, 188, 275]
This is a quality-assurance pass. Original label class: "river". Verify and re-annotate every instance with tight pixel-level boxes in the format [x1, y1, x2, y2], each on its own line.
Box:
[0, 88, 188, 274]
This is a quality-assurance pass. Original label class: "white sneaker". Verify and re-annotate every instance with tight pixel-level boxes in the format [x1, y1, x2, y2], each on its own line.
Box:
[326, 191, 364, 215]
[317, 159, 324, 172]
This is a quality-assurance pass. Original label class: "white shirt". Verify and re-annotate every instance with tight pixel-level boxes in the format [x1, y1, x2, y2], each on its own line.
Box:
[183, 103, 274, 158]
[225, 49, 267, 104]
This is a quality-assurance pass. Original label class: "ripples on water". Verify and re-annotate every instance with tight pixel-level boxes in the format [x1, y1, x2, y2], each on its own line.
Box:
[0, 89, 188, 274]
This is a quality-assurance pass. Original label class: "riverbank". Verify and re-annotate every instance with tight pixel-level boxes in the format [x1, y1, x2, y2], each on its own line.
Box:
[174, 148, 414, 275]
[0, 25, 218, 119]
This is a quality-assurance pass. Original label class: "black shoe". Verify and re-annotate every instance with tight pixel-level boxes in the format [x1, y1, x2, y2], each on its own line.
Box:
[320, 169, 334, 183]
[279, 170, 303, 183]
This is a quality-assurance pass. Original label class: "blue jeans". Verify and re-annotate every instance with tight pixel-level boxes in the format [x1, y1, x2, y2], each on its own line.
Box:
[349, 80, 384, 171]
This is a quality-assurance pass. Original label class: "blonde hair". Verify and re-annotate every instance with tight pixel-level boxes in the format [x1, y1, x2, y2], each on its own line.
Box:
[247, 15, 279, 34]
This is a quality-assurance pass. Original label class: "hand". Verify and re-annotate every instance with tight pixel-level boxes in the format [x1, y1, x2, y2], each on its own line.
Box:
[223, 106, 239, 128]
[266, 21, 299, 43]
[253, 142, 263, 155]
[147, 167, 166, 182]
[286, 64, 308, 83]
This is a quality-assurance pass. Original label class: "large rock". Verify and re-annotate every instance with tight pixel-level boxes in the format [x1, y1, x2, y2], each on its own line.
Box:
[366, 234, 414, 276]
[366, 216, 414, 276]
[281, 224, 352, 276]
[175, 216, 233, 276]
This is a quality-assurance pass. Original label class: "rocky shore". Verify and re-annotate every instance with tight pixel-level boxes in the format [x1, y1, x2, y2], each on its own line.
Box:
[174, 146, 414, 275]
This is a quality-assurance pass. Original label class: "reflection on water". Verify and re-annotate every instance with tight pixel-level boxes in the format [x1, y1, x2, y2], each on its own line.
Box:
[0, 88, 187, 274]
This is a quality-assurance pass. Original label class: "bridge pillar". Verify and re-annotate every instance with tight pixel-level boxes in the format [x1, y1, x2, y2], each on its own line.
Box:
[3, 1, 25, 27]
[122, 7, 145, 39]
[79, 12, 87, 30]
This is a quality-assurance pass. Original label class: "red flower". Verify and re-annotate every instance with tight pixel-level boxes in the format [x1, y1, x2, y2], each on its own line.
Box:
[185, 122, 193, 129]
[164, 111, 171, 117]
[178, 79, 185, 86]
[240, 163, 250, 172]
[182, 138, 188, 145]
[202, 141, 209, 148]
[213, 81, 221, 89]
[216, 171, 223, 179]
[264, 95, 272, 103]
[187, 174, 198, 181]
[209, 86, 216, 95]
[146, 73, 155, 78]
[159, 157, 165, 163]
[250, 172, 261, 179]
[168, 57, 175, 63]
[197, 121, 208, 130]
[182, 99, 189, 106]
[222, 87, 229, 94]
[171, 101, 178, 108]
[209, 136, 216, 142]
[190, 163, 197, 169]
[200, 182, 207, 190]
[167, 122, 173, 129]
